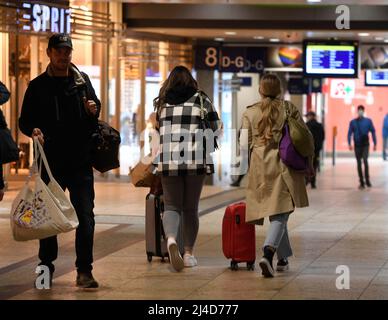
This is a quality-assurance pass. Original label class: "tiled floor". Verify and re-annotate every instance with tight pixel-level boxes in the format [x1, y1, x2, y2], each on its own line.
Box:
[1, 158, 388, 300]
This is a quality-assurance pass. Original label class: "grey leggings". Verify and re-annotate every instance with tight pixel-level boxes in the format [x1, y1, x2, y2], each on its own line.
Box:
[263, 213, 293, 260]
[161, 175, 205, 252]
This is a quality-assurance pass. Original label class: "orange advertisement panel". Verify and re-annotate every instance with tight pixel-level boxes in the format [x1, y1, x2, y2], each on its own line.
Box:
[325, 72, 388, 152]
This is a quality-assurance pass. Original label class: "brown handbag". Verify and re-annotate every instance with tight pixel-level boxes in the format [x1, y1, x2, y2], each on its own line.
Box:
[129, 157, 155, 188]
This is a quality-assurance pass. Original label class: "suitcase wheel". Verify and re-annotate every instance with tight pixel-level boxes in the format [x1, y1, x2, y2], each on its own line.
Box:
[230, 261, 239, 271]
[147, 254, 153, 263]
[247, 262, 255, 271]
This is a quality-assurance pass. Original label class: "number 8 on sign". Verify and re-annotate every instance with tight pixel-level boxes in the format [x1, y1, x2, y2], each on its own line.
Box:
[205, 47, 218, 67]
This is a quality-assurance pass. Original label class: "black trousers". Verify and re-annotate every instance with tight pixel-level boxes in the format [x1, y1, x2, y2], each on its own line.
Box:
[309, 153, 320, 187]
[355, 145, 370, 185]
[39, 165, 95, 274]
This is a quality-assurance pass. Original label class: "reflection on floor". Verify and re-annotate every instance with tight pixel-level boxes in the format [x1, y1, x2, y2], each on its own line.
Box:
[1, 158, 388, 300]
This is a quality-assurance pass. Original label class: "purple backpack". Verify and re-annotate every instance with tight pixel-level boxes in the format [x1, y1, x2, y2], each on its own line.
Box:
[279, 123, 309, 172]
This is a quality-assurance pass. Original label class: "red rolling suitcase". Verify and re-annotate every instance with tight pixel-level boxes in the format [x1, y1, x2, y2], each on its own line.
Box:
[222, 202, 256, 271]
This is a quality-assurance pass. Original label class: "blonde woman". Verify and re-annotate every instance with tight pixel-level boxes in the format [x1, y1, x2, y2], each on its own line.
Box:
[240, 73, 311, 277]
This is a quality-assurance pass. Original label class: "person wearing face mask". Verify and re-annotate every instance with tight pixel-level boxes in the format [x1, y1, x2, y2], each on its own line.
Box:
[348, 105, 377, 190]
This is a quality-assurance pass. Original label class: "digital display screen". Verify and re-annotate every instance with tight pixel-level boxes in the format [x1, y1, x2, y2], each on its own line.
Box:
[365, 69, 388, 86]
[303, 41, 359, 78]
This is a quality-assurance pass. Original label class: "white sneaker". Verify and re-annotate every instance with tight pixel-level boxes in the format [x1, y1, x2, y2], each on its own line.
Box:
[183, 254, 198, 267]
[167, 238, 184, 272]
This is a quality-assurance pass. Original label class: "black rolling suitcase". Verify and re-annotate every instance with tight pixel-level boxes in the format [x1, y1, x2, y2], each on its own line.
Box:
[145, 193, 184, 262]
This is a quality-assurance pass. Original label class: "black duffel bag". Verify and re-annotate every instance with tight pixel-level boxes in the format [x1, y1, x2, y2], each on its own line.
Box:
[91, 120, 121, 173]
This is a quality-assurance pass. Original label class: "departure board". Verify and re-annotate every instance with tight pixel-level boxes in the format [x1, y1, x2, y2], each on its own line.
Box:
[304, 41, 358, 78]
[365, 69, 388, 86]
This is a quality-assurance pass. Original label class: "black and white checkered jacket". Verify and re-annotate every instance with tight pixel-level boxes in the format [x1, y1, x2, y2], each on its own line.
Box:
[154, 91, 221, 176]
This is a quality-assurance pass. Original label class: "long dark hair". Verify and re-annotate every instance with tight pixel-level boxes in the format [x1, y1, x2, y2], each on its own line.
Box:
[153, 65, 198, 115]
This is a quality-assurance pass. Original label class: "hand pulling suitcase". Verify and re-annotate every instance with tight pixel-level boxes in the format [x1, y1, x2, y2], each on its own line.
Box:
[145, 193, 184, 262]
[222, 202, 256, 271]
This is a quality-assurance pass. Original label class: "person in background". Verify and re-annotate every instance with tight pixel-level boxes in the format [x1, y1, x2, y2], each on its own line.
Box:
[19, 33, 101, 288]
[240, 74, 311, 278]
[230, 128, 248, 187]
[153, 65, 221, 272]
[0, 81, 11, 201]
[0, 110, 6, 201]
[383, 113, 388, 161]
[305, 111, 325, 189]
[348, 105, 377, 190]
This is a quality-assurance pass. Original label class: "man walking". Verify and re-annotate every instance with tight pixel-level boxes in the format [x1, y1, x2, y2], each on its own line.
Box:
[19, 34, 101, 288]
[306, 111, 325, 189]
[348, 105, 377, 190]
[383, 113, 388, 161]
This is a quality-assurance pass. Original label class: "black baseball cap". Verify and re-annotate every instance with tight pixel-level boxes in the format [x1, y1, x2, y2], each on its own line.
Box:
[305, 111, 316, 117]
[48, 33, 73, 49]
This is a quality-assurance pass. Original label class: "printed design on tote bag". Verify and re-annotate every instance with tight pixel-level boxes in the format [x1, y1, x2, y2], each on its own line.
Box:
[13, 190, 51, 228]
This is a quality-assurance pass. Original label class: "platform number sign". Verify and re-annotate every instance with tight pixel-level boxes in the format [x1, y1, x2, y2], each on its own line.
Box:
[195, 46, 266, 73]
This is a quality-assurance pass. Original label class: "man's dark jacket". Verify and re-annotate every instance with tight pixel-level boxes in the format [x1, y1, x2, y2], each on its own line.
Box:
[306, 119, 325, 155]
[19, 65, 101, 172]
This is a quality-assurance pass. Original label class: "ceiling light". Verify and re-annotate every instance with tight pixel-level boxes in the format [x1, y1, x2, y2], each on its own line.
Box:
[307, 0, 322, 3]
[214, 38, 224, 42]
[269, 38, 280, 42]
[358, 33, 370, 37]
[254, 36, 264, 40]
[384, 39, 388, 43]
[375, 37, 384, 41]
[225, 31, 237, 35]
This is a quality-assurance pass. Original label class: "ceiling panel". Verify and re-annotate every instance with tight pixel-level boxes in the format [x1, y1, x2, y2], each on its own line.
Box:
[117, 0, 388, 5]
[132, 28, 388, 43]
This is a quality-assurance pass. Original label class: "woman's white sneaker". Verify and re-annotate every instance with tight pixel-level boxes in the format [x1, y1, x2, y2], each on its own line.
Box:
[183, 254, 198, 267]
[167, 238, 184, 272]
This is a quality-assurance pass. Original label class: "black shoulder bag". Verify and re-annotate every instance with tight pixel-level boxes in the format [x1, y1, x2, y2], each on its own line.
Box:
[76, 73, 121, 173]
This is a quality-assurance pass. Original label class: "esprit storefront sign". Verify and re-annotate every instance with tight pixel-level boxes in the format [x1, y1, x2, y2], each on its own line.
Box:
[22, 2, 71, 34]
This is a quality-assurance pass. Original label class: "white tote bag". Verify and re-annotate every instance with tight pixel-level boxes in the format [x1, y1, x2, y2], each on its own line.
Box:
[10, 137, 79, 241]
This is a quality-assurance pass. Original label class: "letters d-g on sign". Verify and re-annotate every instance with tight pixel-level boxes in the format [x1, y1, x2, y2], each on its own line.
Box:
[195, 46, 266, 73]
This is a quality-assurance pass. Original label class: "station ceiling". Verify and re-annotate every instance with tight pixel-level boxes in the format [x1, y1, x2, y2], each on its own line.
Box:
[123, 2, 388, 43]
[119, 0, 388, 4]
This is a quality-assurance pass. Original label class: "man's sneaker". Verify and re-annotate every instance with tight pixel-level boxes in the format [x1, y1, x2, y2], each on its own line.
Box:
[259, 257, 275, 278]
[366, 181, 372, 188]
[167, 238, 184, 272]
[76, 272, 99, 289]
[276, 259, 289, 272]
[359, 184, 365, 190]
[183, 254, 198, 267]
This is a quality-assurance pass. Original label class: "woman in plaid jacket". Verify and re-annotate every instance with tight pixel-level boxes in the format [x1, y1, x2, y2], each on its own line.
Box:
[153, 66, 221, 271]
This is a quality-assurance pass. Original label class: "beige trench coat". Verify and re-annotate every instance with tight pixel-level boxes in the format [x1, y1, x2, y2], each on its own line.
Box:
[240, 100, 310, 224]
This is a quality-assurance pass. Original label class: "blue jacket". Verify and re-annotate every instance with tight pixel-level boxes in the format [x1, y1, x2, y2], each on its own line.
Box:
[348, 117, 377, 147]
[383, 115, 388, 138]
